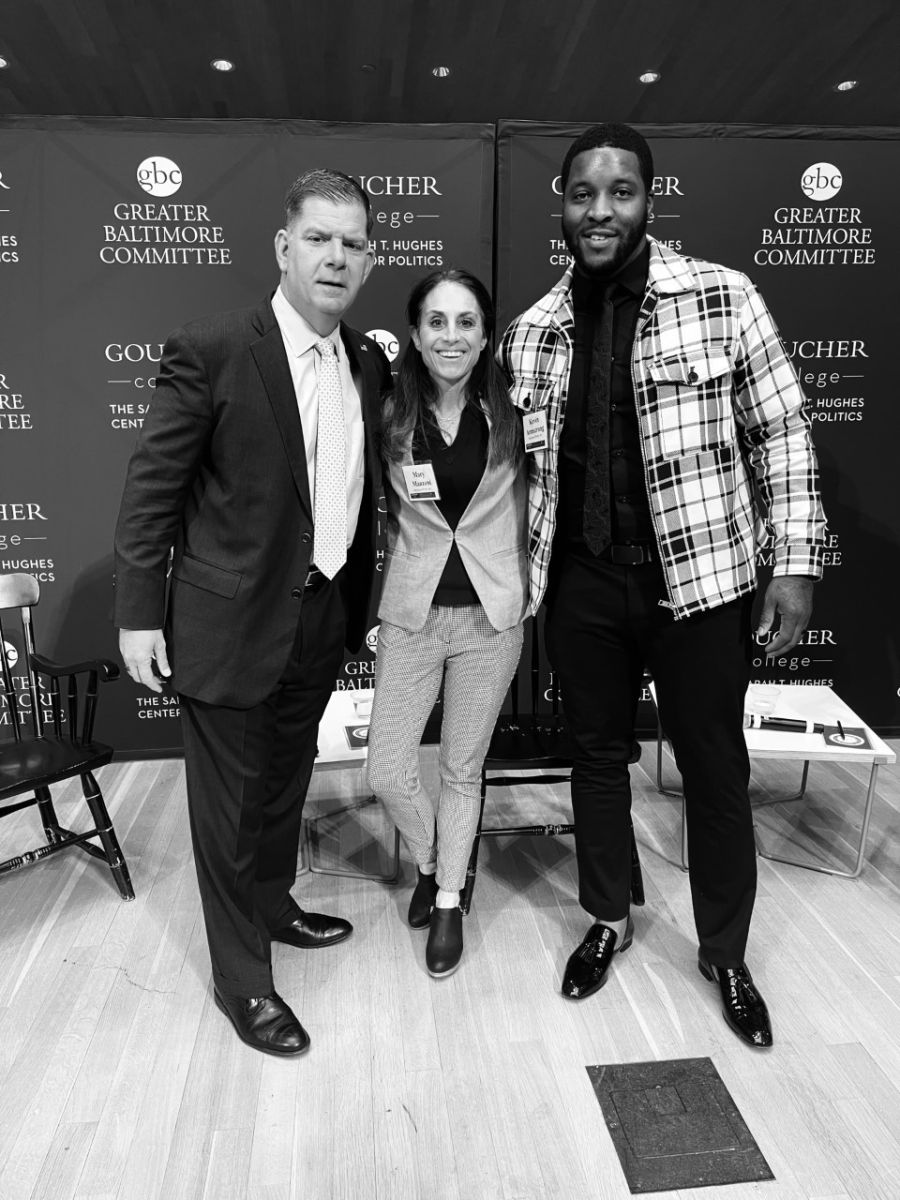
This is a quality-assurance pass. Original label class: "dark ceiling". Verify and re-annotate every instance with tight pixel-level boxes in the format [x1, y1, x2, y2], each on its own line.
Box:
[0, 0, 898, 128]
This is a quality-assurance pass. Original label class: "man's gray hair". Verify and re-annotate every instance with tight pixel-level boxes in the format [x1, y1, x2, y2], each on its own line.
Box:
[283, 168, 373, 237]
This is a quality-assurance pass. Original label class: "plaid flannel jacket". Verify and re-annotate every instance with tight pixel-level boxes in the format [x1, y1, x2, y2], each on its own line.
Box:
[498, 238, 825, 618]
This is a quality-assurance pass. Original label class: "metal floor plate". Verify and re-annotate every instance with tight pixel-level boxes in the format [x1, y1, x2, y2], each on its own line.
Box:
[587, 1056, 774, 1193]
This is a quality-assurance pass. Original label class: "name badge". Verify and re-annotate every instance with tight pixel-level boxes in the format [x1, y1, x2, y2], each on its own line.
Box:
[402, 462, 441, 502]
[523, 409, 548, 452]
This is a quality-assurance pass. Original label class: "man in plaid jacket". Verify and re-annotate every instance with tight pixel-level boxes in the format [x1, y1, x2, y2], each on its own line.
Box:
[499, 123, 825, 1048]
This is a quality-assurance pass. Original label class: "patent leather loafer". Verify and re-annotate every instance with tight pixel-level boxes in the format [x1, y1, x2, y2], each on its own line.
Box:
[561, 916, 634, 1000]
[408, 870, 439, 929]
[270, 910, 352, 949]
[698, 954, 773, 1048]
[426, 906, 463, 977]
[214, 989, 310, 1057]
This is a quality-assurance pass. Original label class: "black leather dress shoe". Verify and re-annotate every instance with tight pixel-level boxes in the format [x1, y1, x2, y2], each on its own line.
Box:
[214, 989, 310, 1057]
[270, 910, 352, 949]
[408, 870, 439, 929]
[561, 916, 634, 1000]
[698, 954, 773, 1048]
[426, 906, 463, 977]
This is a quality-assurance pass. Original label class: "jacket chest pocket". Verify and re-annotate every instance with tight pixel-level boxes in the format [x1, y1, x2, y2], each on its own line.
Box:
[510, 375, 556, 413]
[648, 350, 734, 459]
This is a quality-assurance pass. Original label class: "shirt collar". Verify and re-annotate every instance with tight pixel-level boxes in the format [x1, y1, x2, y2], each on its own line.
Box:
[617, 241, 650, 298]
[272, 285, 342, 358]
[572, 241, 650, 306]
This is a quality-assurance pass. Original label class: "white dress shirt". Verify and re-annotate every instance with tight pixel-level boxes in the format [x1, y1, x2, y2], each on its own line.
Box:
[271, 285, 365, 552]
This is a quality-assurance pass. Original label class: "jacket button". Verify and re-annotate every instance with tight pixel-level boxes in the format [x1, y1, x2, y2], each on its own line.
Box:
[291, 588, 303, 600]
[301, 531, 312, 544]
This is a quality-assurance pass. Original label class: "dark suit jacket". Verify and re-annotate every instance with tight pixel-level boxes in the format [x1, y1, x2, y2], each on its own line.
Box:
[114, 294, 391, 708]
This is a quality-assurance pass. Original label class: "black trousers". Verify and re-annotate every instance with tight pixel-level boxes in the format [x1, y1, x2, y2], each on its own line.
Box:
[545, 552, 756, 967]
[179, 574, 348, 997]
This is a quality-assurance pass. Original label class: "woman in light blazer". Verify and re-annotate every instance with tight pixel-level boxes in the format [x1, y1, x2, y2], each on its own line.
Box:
[366, 268, 528, 978]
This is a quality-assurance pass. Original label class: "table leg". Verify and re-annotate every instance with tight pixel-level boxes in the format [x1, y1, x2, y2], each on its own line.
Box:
[756, 762, 880, 879]
[307, 793, 401, 883]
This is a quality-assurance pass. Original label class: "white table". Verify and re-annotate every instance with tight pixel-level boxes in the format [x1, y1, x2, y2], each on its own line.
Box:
[305, 688, 400, 882]
[652, 684, 895, 878]
[314, 688, 373, 770]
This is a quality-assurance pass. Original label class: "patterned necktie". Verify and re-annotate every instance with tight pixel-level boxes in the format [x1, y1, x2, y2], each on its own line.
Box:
[313, 338, 347, 579]
[582, 284, 616, 555]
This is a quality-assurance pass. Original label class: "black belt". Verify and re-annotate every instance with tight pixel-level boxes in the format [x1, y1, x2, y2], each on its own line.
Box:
[605, 542, 655, 565]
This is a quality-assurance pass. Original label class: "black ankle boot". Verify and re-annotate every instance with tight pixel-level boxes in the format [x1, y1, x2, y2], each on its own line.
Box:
[426, 906, 463, 977]
[408, 869, 439, 929]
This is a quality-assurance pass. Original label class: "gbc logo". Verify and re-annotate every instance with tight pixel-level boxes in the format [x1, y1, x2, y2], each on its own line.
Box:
[801, 162, 842, 201]
[137, 156, 183, 198]
[365, 625, 380, 653]
[366, 329, 400, 363]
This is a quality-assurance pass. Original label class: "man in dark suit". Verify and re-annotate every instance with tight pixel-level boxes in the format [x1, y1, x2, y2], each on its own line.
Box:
[114, 169, 391, 1057]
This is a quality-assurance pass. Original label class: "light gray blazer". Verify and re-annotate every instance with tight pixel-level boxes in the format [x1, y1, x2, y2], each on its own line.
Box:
[378, 436, 529, 633]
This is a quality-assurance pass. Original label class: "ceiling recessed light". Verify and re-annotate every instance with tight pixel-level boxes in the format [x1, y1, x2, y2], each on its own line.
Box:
[639, 71, 660, 84]
[210, 58, 235, 72]
[432, 66, 451, 78]
[833, 79, 859, 92]
[0, 56, 8, 69]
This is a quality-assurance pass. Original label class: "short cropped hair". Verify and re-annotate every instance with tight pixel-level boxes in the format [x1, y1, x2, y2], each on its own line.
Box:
[560, 123, 654, 195]
[283, 168, 374, 238]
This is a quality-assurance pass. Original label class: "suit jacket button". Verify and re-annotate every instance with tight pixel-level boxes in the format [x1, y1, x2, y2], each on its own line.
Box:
[301, 531, 312, 544]
[291, 587, 303, 600]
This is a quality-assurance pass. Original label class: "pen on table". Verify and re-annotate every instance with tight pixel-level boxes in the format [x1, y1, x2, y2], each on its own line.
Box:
[743, 714, 825, 734]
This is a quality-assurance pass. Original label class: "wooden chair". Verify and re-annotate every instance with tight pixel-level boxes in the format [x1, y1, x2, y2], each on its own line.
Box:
[460, 616, 644, 913]
[0, 573, 134, 899]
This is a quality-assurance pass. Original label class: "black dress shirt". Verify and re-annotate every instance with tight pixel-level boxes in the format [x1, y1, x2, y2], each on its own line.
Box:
[557, 244, 654, 552]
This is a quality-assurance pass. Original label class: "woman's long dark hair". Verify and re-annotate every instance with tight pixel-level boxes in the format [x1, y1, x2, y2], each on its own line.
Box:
[381, 268, 521, 468]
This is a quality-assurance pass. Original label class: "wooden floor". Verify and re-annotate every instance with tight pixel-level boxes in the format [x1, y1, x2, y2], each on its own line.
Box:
[1, 741, 899, 1200]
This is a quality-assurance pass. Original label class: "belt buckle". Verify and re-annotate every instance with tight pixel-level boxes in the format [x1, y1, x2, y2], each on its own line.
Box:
[305, 567, 322, 589]
[610, 543, 650, 565]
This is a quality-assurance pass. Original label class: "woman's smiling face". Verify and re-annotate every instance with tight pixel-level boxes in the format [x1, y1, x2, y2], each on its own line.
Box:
[411, 280, 487, 394]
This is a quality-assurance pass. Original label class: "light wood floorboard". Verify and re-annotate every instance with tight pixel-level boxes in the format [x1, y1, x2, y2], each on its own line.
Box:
[0, 739, 898, 1200]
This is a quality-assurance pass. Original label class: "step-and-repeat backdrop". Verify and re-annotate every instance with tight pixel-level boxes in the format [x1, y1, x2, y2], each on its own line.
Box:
[0, 117, 494, 753]
[496, 122, 900, 736]
[1, 117, 898, 753]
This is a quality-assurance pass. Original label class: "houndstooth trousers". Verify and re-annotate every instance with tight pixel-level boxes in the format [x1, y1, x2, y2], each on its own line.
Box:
[366, 604, 524, 892]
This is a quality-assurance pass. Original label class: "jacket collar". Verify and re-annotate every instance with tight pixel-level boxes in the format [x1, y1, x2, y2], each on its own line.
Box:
[250, 293, 279, 336]
[249, 292, 380, 520]
[543, 236, 697, 328]
[249, 293, 312, 518]
[646, 237, 697, 295]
